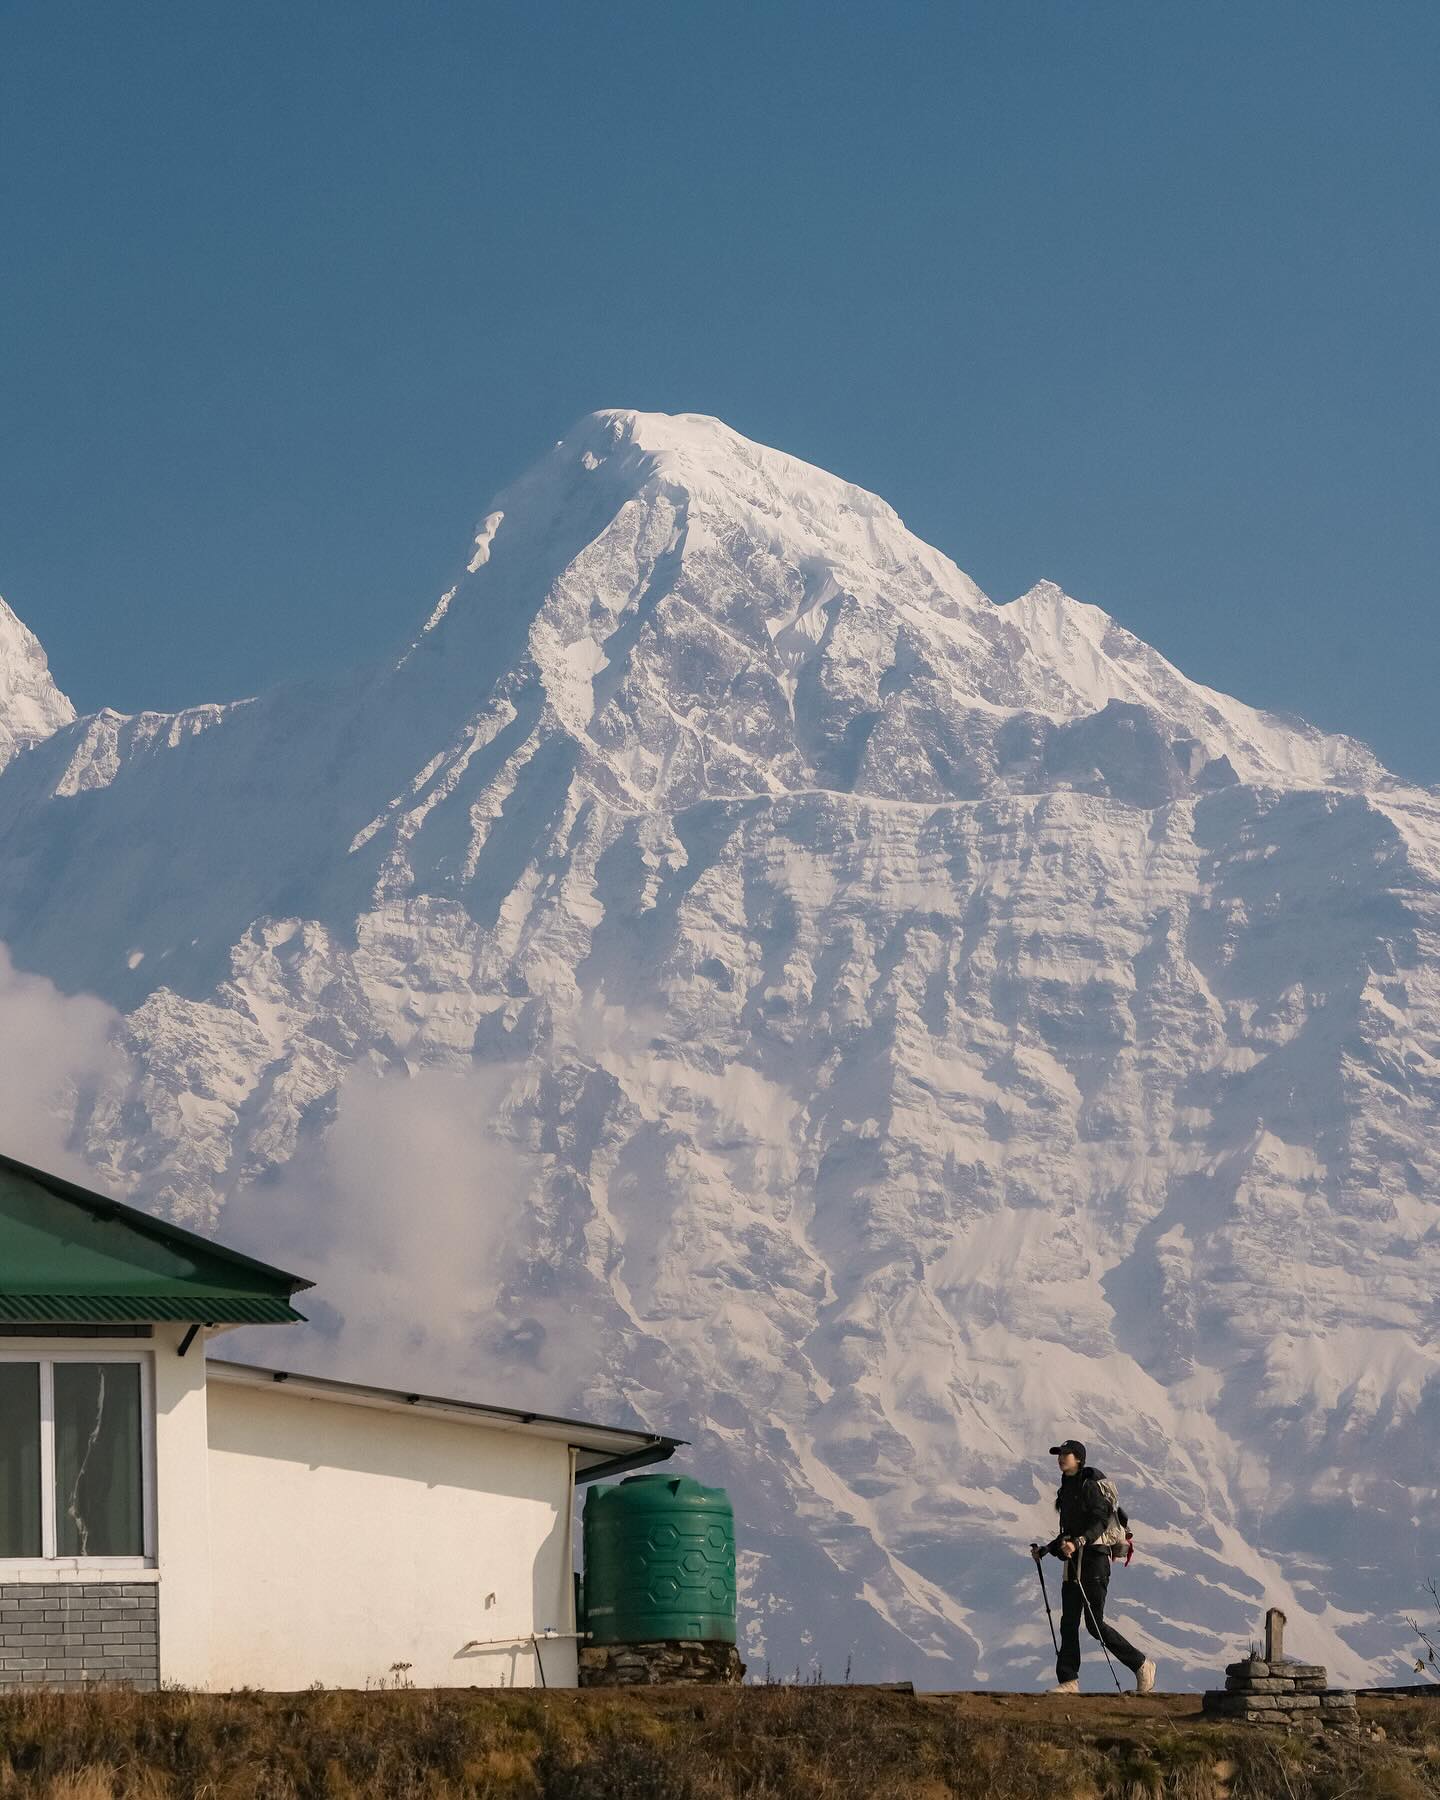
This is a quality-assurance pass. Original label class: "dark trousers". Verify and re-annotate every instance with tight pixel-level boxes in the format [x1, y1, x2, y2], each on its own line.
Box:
[1057, 1549, 1144, 1682]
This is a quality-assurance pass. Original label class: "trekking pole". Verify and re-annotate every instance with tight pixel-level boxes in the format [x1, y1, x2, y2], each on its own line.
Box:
[1069, 1550, 1124, 1694]
[1031, 1546, 1059, 1656]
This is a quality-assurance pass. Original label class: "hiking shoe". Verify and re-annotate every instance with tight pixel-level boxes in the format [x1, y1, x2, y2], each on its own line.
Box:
[1050, 1679, 1080, 1694]
[1135, 1660, 1156, 1695]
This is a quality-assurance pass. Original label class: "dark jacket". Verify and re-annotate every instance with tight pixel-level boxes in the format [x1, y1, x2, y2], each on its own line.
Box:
[1043, 1465, 1113, 1558]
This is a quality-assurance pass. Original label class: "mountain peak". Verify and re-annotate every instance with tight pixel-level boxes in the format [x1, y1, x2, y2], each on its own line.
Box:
[406, 416, 1386, 806]
[397, 408, 988, 726]
[552, 408, 909, 531]
[0, 597, 75, 770]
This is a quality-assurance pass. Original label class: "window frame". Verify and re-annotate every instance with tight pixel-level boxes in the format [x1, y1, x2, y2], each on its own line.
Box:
[0, 1349, 156, 1571]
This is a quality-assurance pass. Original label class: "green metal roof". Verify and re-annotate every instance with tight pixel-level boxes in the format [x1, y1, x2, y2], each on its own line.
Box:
[0, 1151, 311, 1326]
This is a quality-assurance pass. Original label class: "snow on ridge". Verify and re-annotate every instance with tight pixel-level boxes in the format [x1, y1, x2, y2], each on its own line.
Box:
[0, 594, 76, 770]
[403, 413, 1395, 808]
[576, 408, 908, 523]
[575, 409, 991, 616]
[1001, 578, 1391, 793]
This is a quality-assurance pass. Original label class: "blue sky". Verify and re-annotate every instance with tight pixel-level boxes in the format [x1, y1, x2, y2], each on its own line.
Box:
[3, 1, 1437, 781]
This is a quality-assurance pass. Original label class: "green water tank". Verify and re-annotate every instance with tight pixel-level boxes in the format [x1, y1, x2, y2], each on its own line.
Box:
[583, 1473, 737, 1645]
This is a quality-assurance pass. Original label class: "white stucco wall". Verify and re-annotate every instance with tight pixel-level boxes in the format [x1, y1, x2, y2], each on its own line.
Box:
[205, 1378, 577, 1689]
[151, 1323, 213, 1686]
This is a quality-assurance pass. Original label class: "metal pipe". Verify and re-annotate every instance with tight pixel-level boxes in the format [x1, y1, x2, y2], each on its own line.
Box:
[458, 1630, 589, 1650]
[565, 1446, 578, 1635]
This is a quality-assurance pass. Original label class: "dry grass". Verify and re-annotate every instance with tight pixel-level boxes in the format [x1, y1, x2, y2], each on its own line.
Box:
[0, 1687, 1433, 1800]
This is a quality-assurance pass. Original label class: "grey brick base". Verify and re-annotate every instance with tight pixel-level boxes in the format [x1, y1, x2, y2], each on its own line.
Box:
[0, 1583, 158, 1689]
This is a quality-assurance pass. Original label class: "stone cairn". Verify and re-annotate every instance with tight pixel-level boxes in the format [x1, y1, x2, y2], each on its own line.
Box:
[1202, 1609, 1357, 1735]
[578, 1640, 745, 1687]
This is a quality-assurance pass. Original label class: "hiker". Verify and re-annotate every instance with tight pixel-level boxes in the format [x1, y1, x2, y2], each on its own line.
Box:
[1031, 1439, 1156, 1695]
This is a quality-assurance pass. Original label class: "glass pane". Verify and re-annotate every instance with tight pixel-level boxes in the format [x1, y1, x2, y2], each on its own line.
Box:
[0, 1363, 41, 1557]
[54, 1362, 143, 1557]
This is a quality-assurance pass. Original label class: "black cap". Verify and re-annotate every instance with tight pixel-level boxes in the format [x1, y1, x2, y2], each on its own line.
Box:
[1049, 1439, 1086, 1462]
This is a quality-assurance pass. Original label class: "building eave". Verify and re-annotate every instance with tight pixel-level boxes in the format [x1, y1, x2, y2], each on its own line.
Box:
[205, 1358, 682, 1480]
[0, 1294, 306, 1324]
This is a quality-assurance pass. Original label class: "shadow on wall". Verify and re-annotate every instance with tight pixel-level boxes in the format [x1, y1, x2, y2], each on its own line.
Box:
[450, 1484, 569, 1687]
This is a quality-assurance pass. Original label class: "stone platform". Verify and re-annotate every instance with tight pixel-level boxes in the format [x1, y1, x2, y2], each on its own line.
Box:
[578, 1640, 745, 1687]
[1202, 1658, 1358, 1734]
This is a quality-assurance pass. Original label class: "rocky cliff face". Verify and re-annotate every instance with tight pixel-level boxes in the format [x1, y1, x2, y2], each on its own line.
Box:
[0, 410, 1435, 1685]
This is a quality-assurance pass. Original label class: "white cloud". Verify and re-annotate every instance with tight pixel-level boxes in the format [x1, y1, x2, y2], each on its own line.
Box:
[0, 944, 132, 1182]
[0, 943, 615, 1417]
[222, 1062, 605, 1406]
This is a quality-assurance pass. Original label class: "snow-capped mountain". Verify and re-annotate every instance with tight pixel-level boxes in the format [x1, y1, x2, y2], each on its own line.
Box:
[1, 409, 1435, 1686]
[0, 597, 75, 771]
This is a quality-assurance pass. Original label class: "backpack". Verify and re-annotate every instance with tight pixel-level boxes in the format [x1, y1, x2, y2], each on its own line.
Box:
[1091, 1475, 1135, 1564]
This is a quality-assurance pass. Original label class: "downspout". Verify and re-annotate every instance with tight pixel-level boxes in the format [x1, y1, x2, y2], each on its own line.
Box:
[564, 1445, 580, 1688]
[565, 1445, 578, 1638]
[464, 1447, 585, 1690]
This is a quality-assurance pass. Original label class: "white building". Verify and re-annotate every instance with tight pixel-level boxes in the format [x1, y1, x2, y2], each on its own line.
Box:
[0, 1152, 678, 1690]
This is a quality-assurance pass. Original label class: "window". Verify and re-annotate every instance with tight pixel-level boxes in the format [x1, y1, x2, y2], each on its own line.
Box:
[0, 1356, 151, 1563]
[0, 1363, 41, 1557]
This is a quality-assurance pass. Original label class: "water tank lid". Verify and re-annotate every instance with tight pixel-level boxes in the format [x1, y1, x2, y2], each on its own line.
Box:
[615, 1473, 725, 1499]
[585, 1471, 733, 1512]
